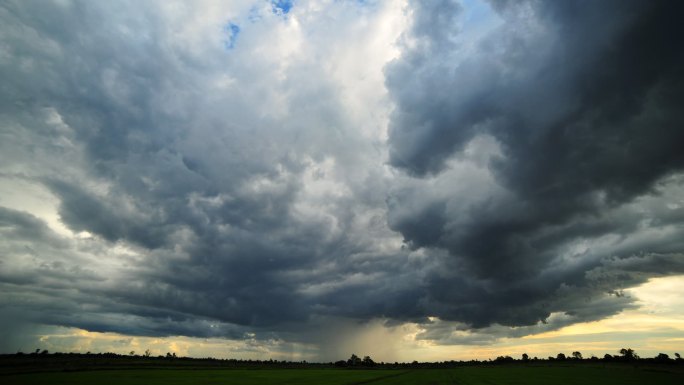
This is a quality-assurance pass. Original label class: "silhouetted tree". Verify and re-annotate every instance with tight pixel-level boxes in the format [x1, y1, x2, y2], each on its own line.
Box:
[144, 349, 151, 357]
[655, 353, 670, 363]
[619, 348, 637, 360]
[362, 356, 376, 366]
[522, 353, 529, 361]
[556, 353, 566, 361]
[495, 356, 514, 363]
[675, 353, 681, 360]
[347, 354, 362, 366]
[572, 351, 582, 360]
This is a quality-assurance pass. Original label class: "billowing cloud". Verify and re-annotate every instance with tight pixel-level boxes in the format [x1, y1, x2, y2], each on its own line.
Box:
[1, 0, 683, 360]
[0, 0, 412, 346]
[384, 0, 684, 327]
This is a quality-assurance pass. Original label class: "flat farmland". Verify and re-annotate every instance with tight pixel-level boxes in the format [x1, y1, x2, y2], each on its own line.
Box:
[2, 365, 683, 385]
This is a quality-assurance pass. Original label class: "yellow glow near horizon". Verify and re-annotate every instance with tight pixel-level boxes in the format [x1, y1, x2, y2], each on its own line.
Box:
[525, 275, 684, 339]
[394, 275, 684, 361]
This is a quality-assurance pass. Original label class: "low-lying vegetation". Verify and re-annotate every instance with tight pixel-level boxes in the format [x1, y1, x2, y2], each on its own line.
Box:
[2, 348, 683, 385]
[1, 348, 683, 375]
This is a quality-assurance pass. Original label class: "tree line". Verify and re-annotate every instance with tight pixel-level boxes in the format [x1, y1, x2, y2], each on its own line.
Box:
[3, 347, 683, 371]
[492, 348, 679, 364]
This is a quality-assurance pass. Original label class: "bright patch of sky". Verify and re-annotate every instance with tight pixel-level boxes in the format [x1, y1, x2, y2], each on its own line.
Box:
[460, 0, 502, 46]
[272, 0, 293, 15]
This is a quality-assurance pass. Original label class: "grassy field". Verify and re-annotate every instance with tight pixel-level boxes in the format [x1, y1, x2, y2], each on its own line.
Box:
[2, 365, 683, 385]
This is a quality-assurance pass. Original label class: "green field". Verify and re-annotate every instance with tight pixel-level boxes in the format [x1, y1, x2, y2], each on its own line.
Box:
[2, 366, 683, 385]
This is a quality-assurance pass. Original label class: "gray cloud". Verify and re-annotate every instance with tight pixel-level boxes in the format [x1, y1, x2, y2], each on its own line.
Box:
[385, 0, 684, 328]
[0, 0, 410, 345]
[1, 0, 684, 356]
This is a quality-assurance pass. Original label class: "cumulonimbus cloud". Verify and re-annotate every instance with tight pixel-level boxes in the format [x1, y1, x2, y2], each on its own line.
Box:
[1, 0, 683, 353]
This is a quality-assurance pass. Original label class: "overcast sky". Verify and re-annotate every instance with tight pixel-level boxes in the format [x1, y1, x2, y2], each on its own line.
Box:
[1, 0, 683, 361]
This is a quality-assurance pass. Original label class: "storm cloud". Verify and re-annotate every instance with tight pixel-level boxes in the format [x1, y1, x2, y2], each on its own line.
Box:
[385, 0, 684, 327]
[1, 0, 684, 357]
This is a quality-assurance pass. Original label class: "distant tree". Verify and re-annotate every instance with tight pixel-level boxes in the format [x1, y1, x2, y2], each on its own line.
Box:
[129, 351, 135, 356]
[619, 348, 637, 360]
[556, 353, 566, 361]
[362, 356, 376, 366]
[571, 351, 583, 360]
[40, 349, 49, 355]
[655, 353, 670, 362]
[675, 353, 681, 360]
[144, 349, 151, 357]
[603, 354, 613, 361]
[495, 356, 514, 363]
[522, 353, 529, 361]
[347, 354, 362, 366]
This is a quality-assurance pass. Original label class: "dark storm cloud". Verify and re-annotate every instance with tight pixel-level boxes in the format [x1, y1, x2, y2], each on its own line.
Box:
[2, 0, 684, 352]
[385, 0, 684, 328]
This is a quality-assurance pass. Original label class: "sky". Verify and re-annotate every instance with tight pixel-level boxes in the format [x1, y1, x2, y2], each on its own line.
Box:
[1, 0, 683, 362]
